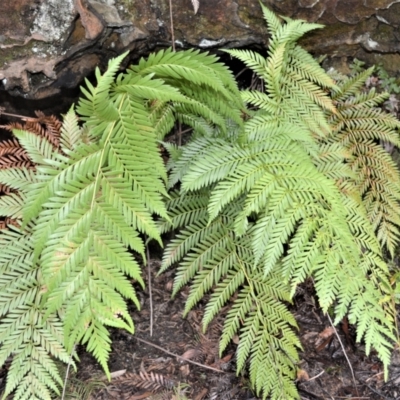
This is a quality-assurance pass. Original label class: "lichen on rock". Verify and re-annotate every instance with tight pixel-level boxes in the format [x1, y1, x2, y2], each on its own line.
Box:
[31, 0, 77, 42]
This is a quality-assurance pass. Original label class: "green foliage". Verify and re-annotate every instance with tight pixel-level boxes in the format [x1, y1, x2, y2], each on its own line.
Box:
[0, 49, 242, 399]
[375, 64, 400, 94]
[0, 5, 399, 400]
[160, 4, 400, 399]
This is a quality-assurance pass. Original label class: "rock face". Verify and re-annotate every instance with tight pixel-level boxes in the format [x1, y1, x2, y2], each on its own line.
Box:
[1, 0, 400, 102]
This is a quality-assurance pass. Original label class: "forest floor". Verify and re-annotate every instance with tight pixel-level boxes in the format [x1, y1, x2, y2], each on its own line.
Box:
[62, 251, 400, 400]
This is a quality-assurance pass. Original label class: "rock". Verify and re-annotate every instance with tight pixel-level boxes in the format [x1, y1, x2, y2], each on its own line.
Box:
[1, 0, 400, 103]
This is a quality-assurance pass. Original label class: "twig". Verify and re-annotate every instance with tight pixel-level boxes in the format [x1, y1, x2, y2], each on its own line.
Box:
[146, 242, 153, 337]
[61, 346, 76, 400]
[326, 313, 360, 398]
[169, 0, 175, 51]
[307, 370, 325, 382]
[235, 67, 248, 80]
[134, 336, 226, 373]
[365, 370, 384, 383]
[364, 382, 394, 400]
[0, 107, 34, 121]
[178, 121, 182, 146]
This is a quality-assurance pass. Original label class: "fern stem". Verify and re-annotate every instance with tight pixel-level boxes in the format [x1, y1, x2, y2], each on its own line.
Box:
[134, 337, 225, 373]
[169, 0, 175, 51]
[61, 345, 76, 400]
[326, 312, 359, 397]
[89, 97, 123, 211]
[146, 241, 153, 337]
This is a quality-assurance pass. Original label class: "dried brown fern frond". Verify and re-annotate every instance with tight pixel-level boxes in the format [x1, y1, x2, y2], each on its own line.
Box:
[109, 371, 176, 395]
[327, 76, 400, 256]
[0, 138, 31, 169]
[0, 110, 63, 233]
[32, 110, 62, 147]
[0, 218, 20, 231]
[1, 110, 61, 148]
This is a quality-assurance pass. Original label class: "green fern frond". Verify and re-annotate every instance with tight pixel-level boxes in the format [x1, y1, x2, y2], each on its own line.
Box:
[326, 72, 400, 255]
[161, 187, 300, 399]
[226, 12, 335, 138]
[331, 67, 375, 101]
[160, 6, 398, 400]
[77, 52, 128, 124]
[129, 48, 240, 105]
[0, 192, 24, 219]
[60, 106, 87, 152]
[0, 225, 70, 400]
[149, 101, 175, 140]
[0, 167, 36, 192]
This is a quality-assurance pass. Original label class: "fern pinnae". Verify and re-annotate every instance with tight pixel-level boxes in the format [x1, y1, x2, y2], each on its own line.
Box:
[0, 192, 24, 219]
[157, 190, 210, 235]
[23, 143, 102, 229]
[0, 167, 36, 192]
[220, 287, 253, 349]
[331, 67, 375, 101]
[130, 48, 237, 104]
[270, 16, 323, 46]
[240, 90, 278, 113]
[149, 102, 175, 140]
[167, 138, 218, 188]
[0, 227, 69, 399]
[289, 46, 337, 90]
[207, 162, 266, 222]
[13, 129, 57, 166]
[203, 267, 246, 331]
[183, 248, 236, 315]
[94, 202, 146, 256]
[179, 141, 247, 193]
[60, 106, 85, 152]
[79, 52, 128, 123]
[223, 49, 270, 85]
[170, 226, 232, 296]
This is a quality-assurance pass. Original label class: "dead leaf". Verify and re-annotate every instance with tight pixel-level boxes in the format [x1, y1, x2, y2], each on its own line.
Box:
[221, 353, 233, 363]
[181, 348, 200, 360]
[180, 364, 190, 376]
[110, 369, 127, 379]
[318, 326, 334, 339]
[193, 388, 208, 400]
[297, 369, 310, 381]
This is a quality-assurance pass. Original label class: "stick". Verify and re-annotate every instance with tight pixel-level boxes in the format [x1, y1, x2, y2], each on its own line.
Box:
[134, 336, 226, 374]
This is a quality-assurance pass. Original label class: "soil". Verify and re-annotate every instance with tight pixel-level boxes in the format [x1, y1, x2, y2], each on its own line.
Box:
[61, 252, 400, 400]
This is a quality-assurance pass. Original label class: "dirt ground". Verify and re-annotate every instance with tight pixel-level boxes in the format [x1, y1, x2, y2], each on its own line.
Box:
[61, 250, 400, 400]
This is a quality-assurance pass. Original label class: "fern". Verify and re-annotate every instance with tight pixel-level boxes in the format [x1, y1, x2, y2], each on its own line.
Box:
[161, 4, 399, 399]
[0, 48, 245, 399]
[326, 71, 400, 256]
[0, 6, 399, 400]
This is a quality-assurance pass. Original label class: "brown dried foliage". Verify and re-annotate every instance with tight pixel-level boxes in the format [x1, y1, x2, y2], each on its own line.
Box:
[114, 371, 175, 393]
[0, 109, 62, 230]
[1, 110, 61, 148]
